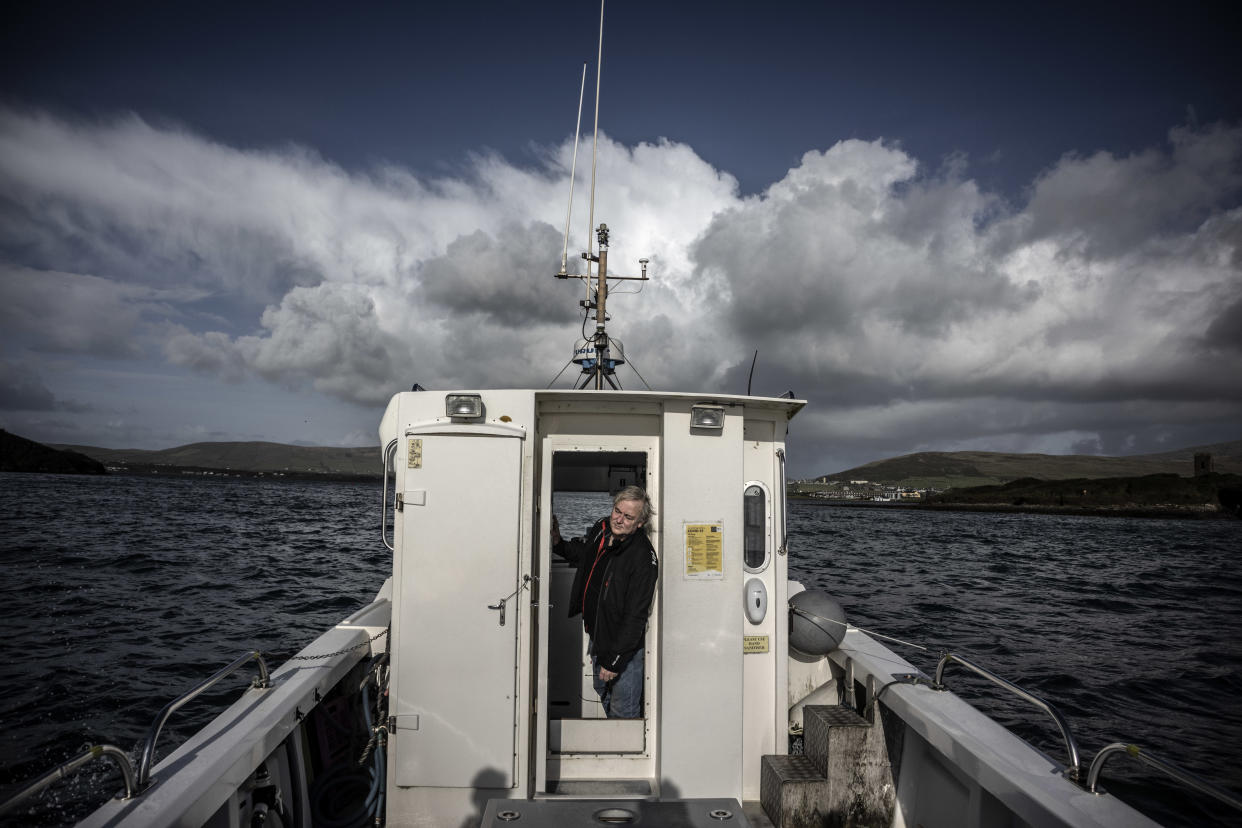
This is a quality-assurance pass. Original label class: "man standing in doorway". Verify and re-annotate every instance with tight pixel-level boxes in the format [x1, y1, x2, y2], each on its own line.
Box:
[552, 486, 657, 719]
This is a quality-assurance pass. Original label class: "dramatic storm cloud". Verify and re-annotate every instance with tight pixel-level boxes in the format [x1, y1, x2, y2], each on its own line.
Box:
[1, 107, 1239, 473]
[697, 128, 1242, 468]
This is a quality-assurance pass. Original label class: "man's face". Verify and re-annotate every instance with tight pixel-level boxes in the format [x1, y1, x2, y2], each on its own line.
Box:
[609, 499, 645, 538]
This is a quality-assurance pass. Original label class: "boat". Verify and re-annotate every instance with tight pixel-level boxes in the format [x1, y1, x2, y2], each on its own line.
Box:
[5, 11, 1240, 828]
[5, 213, 1239, 826]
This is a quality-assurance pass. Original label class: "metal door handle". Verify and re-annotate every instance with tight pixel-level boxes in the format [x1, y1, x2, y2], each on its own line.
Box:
[488, 601, 506, 626]
[486, 575, 534, 627]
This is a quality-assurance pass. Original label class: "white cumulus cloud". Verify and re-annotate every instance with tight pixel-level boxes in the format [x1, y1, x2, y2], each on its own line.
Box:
[1, 107, 1239, 472]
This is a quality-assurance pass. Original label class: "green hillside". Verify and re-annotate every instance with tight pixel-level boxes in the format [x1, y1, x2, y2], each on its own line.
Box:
[2, 430, 106, 475]
[45, 436, 1242, 488]
[927, 473, 1242, 518]
[819, 439, 1242, 488]
[54, 441, 382, 477]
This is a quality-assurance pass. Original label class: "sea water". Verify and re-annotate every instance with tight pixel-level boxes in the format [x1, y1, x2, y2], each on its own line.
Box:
[1, 474, 1238, 826]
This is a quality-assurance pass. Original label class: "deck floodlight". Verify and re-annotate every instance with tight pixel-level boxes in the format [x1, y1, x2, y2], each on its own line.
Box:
[446, 393, 483, 418]
[690, 404, 725, 430]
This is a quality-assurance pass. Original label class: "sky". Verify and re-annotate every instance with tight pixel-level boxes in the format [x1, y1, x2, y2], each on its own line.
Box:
[1, 0, 1240, 477]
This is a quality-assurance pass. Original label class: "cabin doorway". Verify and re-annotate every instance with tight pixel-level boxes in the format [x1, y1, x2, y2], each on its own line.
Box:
[535, 441, 660, 793]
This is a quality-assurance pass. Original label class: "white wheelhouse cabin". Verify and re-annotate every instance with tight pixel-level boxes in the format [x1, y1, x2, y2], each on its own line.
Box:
[382, 387, 801, 824]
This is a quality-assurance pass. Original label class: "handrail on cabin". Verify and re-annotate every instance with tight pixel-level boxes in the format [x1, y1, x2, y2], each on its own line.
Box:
[137, 650, 271, 789]
[933, 651, 1082, 780]
[776, 448, 788, 556]
[0, 744, 136, 817]
[381, 438, 399, 551]
[1088, 742, 1242, 812]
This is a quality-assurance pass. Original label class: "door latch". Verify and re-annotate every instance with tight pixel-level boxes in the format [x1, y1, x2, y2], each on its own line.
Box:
[487, 600, 506, 626]
[486, 574, 535, 627]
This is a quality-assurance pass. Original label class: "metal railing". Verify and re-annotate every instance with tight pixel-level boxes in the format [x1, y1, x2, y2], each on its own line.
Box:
[934, 651, 1082, 780]
[1088, 742, 1242, 813]
[381, 437, 399, 551]
[776, 448, 788, 556]
[0, 744, 135, 817]
[137, 650, 271, 788]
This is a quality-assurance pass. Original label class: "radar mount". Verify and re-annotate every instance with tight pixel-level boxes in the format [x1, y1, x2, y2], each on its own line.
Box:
[556, 223, 648, 389]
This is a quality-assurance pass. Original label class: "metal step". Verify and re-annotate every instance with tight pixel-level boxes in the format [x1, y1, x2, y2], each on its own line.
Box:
[759, 705, 895, 828]
[760, 755, 831, 828]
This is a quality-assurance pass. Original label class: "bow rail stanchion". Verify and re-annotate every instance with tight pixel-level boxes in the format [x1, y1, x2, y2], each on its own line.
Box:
[0, 652, 271, 811]
[933, 651, 1082, 781]
[137, 649, 271, 788]
[1088, 742, 1242, 813]
[0, 744, 136, 817]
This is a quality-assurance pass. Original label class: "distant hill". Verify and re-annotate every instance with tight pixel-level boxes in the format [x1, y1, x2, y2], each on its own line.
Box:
[927, 472, 1242, 518]
[818, 439, 1242, 489]
[1, 430, 106, 475]
[39, 435, 1242, 487]
[53, 441, 381, 477]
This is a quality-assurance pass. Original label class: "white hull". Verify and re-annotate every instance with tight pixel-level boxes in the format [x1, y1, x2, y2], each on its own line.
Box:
[73, 587, 1158, 828]
[78, 584, 391, 828]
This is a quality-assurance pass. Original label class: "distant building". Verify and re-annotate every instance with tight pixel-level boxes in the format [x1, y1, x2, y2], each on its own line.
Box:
[1194, 453, 1213, 476]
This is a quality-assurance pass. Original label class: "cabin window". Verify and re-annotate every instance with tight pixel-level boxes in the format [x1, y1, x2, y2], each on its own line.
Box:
[743, 483, 768, 571]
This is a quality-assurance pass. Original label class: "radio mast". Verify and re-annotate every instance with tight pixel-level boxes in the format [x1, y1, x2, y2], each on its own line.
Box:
[554, 0, 649, 390]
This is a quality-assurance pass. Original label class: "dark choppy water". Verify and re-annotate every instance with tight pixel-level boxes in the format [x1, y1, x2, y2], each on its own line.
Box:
[1, 476, 1239, 826]
[0, 473, 389, 826]
[787, 502, 1242, 827]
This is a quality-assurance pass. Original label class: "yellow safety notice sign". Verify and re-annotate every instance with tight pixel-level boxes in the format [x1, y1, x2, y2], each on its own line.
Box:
[684, 523, 723, 579]
[407, 438, 423, 469]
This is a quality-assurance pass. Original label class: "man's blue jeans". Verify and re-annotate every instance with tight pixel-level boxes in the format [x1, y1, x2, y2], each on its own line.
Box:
[592, 647, 644, 719]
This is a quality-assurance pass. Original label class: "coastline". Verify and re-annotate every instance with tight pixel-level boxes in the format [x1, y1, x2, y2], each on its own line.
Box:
[789, 495, 1238, 520]
[98, 464, 382, 483]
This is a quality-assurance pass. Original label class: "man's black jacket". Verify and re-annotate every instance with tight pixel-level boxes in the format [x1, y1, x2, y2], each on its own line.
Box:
[555, 517, 658, 674]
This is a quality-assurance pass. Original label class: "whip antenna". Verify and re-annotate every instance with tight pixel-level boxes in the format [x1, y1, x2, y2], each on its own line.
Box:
[585, 0, 604, 282]
[558, 63, 588, 277]
[551, 0, 650, 391]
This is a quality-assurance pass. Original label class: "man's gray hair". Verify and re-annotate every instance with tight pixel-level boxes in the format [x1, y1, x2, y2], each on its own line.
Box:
[613, 485, 655, 531]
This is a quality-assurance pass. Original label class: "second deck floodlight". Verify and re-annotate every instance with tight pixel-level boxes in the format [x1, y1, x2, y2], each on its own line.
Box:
[446, 394, 483, 419]
[690, 404, 725, 430]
